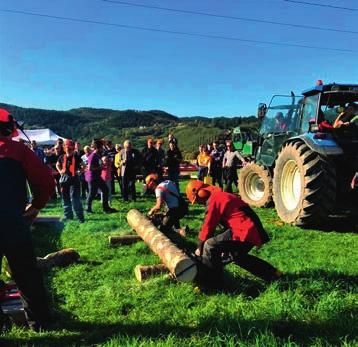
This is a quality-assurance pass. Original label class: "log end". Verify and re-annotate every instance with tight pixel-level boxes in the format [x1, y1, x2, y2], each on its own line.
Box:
[174, 259, 197, 282]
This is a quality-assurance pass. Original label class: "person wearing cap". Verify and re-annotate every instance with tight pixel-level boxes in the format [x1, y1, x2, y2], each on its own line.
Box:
[141, 138, 159, 196]
[85, 139, 117, 213]
[0, 108, 55, 331]
[56, 140, 85, 222]
[146, 174, 188, 236]
[186, 180, 282, 285]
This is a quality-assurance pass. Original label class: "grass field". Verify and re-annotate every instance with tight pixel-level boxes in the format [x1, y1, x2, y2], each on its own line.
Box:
[1, 181, 357, 347]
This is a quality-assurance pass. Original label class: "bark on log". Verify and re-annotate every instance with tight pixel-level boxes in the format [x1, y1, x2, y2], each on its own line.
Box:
[134, 264, 168, 282]
[36, 248, 80, 270]
[127, 209, 197, 282]
[108, 235, 142, 246]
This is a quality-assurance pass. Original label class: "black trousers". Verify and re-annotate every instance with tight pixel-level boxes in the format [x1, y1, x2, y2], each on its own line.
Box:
[87, 178, 110, 211]
[202, 229, 277, 282]
[211, 166, 223, 188]
[0, 220, 51, 328]
[160, 207, 181, 234]
[122, 173, 136, 201]
[223, 167, 238, 193]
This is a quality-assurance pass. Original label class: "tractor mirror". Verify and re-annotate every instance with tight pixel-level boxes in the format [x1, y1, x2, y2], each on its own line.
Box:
[257, 103, 267, 119]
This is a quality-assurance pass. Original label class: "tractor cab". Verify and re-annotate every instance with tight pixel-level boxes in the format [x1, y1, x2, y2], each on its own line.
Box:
[232, 126, 257, 158]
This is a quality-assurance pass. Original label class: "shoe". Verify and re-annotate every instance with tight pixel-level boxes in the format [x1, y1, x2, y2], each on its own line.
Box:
[86, 209, 94, 214]
[104, 207, 117, 214]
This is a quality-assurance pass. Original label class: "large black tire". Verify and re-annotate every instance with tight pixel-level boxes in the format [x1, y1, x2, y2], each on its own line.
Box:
[273, 141, 336, 227]
[238, 163, 272, 207]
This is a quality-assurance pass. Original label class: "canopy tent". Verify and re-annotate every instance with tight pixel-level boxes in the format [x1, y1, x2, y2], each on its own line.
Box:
[14, 129, 65, 146]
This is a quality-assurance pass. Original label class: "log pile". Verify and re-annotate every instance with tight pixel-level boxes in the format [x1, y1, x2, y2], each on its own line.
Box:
[127, 209, 197, 282]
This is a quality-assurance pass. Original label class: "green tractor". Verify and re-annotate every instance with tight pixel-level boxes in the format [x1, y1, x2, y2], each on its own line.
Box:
[238, 82, 358, 227]
[232, 126, 258, 160]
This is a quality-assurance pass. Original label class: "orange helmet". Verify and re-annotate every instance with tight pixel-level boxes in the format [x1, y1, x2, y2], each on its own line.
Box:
[186, 180, 211, 204]
[145, 173, 158, 186]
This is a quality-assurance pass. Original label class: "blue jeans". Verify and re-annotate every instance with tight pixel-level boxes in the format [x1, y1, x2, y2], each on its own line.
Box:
[60, 176, 84, 221]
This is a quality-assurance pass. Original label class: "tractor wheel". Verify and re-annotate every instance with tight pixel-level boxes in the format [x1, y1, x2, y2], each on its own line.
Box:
[273, 141, 336, 227]
[238, 163, 272, 207]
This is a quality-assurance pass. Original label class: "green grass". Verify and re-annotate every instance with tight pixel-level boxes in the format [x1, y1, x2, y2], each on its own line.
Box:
[1, 181, 357, 347]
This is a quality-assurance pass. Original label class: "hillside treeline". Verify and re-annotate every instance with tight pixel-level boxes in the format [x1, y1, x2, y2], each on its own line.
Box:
[0, 103, 259, 157]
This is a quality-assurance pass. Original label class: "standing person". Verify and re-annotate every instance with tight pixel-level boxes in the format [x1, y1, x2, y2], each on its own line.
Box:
[186, 180, 282, 285]
[166, 141, 182, 190]
[74, 142, 87, 199]
[222, 141, 246, 193]
[45, 144, 62, 198]
[168, 132, 178, 146]
[146, 174, 187, 236]
[210, 141, 224, 189]
[141, 138, 159, 196]
[156, 139, 165, 182]
[119, 140, 141, 202]
[197, 144, 211, 181]
[114, 144, 123, 197]
[81, 145, 92, 199]
[85, 140, 117, 214]
[103, 140, 117, 194]
[101, 155, 113, 205]
[56, 140, 85, 223]
[0, 108, 55, 331]
[31, 140, 45, 162]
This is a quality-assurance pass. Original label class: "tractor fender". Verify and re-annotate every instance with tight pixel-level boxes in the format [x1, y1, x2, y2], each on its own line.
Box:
[284, 133, 343, 156]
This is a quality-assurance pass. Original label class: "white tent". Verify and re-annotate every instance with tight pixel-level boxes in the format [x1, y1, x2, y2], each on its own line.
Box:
[14, 129, 65, 146]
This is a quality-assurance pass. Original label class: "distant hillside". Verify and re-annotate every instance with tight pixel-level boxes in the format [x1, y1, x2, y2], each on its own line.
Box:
[0, 103, 258, 156]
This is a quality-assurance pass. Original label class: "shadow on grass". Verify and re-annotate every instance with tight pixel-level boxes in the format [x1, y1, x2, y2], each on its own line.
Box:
[1, 307, 356, 347]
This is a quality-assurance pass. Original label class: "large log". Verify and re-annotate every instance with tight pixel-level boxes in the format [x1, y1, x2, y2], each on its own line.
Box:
[134, 264, 168, 282]
[108, 235, 142, 246]
[127, 209, 197, 282]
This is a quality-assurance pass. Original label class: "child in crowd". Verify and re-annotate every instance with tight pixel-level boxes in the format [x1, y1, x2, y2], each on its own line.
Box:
[101, 155, 112, 204]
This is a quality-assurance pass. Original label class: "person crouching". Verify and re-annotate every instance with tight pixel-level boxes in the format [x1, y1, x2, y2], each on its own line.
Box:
[146, 174, 187, 237]
[186, 180, 282, 285]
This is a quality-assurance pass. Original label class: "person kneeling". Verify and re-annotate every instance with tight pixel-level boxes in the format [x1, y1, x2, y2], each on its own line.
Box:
[146, 174, 188, 237]
[186, 180, 282, 286]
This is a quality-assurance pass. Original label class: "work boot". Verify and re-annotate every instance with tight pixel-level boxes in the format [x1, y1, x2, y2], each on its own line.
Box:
[104, 207, 117, 214]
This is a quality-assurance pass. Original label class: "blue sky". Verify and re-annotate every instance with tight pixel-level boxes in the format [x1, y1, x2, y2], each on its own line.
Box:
[0, 0, 357, 117]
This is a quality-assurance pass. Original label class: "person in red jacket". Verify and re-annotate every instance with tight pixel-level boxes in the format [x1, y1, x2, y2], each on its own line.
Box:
[186, 180, 282, 283]
[0, 108, 55, 331]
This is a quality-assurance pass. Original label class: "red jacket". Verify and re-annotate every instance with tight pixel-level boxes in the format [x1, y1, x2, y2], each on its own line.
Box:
[0, 137, 55, 217]
[199, 191, 269, 246]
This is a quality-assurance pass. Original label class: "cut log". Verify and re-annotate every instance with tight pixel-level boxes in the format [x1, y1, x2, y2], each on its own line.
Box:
[36, 248, 80, 270]
[134, 264, 168, 282]
[108, 235, 142, 246]
[127, 209, 197, 282]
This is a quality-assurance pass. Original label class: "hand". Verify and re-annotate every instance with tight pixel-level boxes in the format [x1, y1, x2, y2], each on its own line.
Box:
[351, 174, 358, 189]
[195, 248, 201, 257]
[60, 169, 66, 175]
[147, 210, 153, 217]
[23, 204, 40, 221]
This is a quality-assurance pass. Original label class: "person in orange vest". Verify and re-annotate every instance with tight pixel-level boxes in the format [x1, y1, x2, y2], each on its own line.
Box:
[186, 180, 282, 284]
[0, 108, 55, 331]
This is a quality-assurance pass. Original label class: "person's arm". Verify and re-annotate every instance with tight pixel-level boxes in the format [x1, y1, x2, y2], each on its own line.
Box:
[21, 145, 55, 219]
[235, 151, 247, 166]
[195, 198, 221, 256]
[148, 197, 163, 216]
[351, 172, 358, 189]
[56, 157, 65, 174]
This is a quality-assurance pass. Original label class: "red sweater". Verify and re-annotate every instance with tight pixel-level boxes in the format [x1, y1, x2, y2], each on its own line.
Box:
[0, 137, 55, 216]
[199, 191, 268, 246]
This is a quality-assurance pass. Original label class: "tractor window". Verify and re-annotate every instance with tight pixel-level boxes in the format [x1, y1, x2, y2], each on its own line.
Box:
[260, 95, 301, 134]
[301, 94, 319, 133]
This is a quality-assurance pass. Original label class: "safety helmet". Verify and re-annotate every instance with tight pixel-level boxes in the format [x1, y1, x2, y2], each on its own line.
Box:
[0, 109, 18, 137]
[145, 173, 158, 186]
[186, 180, 211, 204]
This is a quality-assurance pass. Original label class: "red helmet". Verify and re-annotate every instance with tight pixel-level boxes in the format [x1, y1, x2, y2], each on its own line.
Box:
[0, 109, 18, 137]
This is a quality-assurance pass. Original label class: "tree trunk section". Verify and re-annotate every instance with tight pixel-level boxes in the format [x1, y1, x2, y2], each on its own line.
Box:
[108, 235, 142, 246]
[36, 248, 80, 270]
[127, 209, 197, 282]
[134, 264, 168, 282]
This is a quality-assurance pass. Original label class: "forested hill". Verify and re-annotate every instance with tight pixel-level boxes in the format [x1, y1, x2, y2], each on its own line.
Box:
[0, 103, 258, 157]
